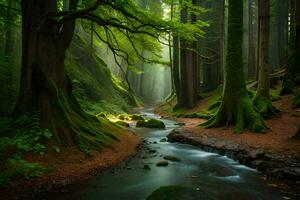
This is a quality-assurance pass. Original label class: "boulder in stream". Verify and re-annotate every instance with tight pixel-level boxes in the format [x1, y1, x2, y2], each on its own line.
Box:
[156, 160, 169, 167]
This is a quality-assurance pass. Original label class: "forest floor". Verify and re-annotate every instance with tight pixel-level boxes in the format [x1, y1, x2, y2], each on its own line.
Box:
[158, 94, 300, 156]
[156, 91, 300, 196]
[0, 129, 141, 199]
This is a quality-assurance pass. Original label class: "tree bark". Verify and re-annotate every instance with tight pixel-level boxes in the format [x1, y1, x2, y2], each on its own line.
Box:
[254, 0, 278, 117]
[202, 0, 267, 133]
[248, 0, 257, 79]
[14, 0, 116, 148]
[178, 1, 198, 109]
[173, 35, 181, 106]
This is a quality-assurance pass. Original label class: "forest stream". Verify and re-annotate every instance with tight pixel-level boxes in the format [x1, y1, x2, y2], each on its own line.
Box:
[42, 108, 284, 200]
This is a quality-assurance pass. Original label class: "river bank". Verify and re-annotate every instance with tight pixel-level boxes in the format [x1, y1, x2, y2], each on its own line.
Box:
[0, 129, 142, 200]
[37, 109, 286, 200]
[155, 95, 300, 197]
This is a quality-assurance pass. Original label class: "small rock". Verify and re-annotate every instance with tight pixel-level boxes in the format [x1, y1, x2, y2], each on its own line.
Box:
[156, 160, 169, 167]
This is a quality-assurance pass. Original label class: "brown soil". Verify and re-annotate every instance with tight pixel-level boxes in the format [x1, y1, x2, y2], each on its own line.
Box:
[0, 129, 141, 199]
[158, 95, 300, 157]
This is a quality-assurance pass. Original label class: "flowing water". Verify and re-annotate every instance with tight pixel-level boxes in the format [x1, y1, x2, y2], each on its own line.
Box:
[45, 108, 283, 200]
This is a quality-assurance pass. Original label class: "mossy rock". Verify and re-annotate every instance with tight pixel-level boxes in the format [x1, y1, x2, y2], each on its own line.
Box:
[118, 114, 128, 120]
[146, 119, 165, 129]
[146, 185, 210, 200]
[115, 121, 130, 127]
[130, 114, 144, 121]
[96, 112, 107, 119]
[183, 113, 211, 120]
[136, 120, 148, 127]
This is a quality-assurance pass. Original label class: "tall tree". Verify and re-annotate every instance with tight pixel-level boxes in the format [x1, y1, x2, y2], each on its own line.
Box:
[281, 0, 300, 95]
[254, 0, 278, 117]
[14, 0, 199, 148]
[177, 0, 199, 108]
[247, 0, 258, 79]
[202, 0, 267, 133]
[14, 0, 115, 148]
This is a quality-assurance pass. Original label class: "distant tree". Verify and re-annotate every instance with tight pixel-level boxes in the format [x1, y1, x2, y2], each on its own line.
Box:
[247, 0, 258, 79]
[281, 0, 300, 95]
[254, 0, 278, 117]
[202, 0, 267, 133]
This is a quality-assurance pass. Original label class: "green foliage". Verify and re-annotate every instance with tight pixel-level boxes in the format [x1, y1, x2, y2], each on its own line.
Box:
[5, 156, 48, 180]
[0, 113, 53, 156]
[253, 96, 280, 119]
[0, 113, 52, 186]
[183, 112, 212, 120]
[0, 156, 47, 187]
[269, 86, 282, 102]
[66, 32, 137, 115]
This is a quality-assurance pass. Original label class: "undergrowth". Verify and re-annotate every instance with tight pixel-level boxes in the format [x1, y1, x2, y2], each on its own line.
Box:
[0, 113, 53, 187]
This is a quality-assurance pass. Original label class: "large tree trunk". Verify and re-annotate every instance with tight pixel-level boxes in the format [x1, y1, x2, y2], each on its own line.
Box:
[202, 0, 267, 133]
[254, 0, 278, 117]
[178, 2, 198, 109]
[281, 0, 300, 95]
[248, 0, 257, 79]
[179, 4, 188, 108]
[173, 35, 181, 106]
[14, 0, 116, 148]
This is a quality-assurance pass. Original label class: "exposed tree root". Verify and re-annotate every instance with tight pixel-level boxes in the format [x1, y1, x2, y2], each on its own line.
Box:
[49, 88, 119, 152]
[253, 96, 280, 119]
[201, 96, 268, 133]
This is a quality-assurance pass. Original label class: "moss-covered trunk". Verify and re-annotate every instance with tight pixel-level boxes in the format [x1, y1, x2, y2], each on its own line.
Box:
[14, 0, 116, 148]
[254, 0, 278, 117]
[202, 0, 267, 133]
